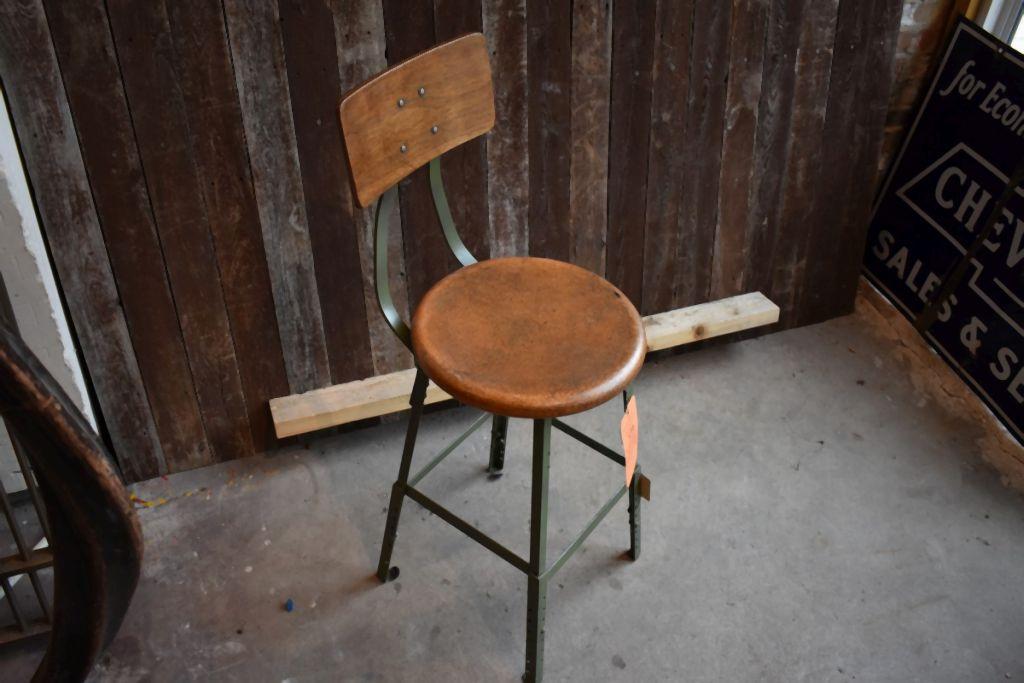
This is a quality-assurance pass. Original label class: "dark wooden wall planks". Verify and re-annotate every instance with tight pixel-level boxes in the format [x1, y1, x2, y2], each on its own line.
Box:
[0, 0, 904, 481]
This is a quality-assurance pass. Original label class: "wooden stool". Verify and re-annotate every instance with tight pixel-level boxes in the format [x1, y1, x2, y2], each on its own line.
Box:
[339, 33, 648, 682]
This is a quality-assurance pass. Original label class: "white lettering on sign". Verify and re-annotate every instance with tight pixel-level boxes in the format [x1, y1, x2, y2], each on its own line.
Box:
[989, 346, 1024, 403]
[953, 179, 991, 232]
[871, 229, 953, 311]
[939, 60, 1024, 136]
[935, 166, 966, 208]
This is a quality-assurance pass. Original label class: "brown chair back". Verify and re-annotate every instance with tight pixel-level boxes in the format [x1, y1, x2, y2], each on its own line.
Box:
[338, 32, 495, 207]
[0, 323, 142, 682]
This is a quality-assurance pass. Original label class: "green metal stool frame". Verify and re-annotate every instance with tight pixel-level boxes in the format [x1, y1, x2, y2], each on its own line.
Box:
[372, 157, 645, 682]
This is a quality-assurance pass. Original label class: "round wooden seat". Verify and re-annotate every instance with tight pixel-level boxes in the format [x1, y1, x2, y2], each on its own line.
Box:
[412, 257, 646, 418]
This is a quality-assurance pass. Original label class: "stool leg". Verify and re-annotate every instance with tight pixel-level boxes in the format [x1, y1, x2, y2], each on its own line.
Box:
[376, 369, 429, 583]
[623, 387, 641, 561]
[628, 464, 642, 560]
[524, 418, 551, 682]
[488, 415, 509, 474]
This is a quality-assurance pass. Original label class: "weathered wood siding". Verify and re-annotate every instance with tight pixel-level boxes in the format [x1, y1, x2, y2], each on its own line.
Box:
[0, 0, 903, 481]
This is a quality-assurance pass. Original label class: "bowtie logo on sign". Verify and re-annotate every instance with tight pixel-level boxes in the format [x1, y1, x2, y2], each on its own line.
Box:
[890, 142, 1024, 331]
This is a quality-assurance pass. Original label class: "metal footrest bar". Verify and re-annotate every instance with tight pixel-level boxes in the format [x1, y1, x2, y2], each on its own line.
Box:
[403, 482, 631, 582]
[404, 485, 530, 574]
[541, 484, 628, 581]
[551, 418, 625, 466]
[408, 412, 490, 487]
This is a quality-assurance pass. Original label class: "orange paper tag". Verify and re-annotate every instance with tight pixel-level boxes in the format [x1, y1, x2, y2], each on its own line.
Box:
[621, 395, 639, 487]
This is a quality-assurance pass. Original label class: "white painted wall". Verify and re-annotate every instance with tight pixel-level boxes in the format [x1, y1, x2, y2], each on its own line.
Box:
[0, 87, 95, 492]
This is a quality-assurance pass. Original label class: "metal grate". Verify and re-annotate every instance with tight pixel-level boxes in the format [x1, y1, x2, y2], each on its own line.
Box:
[0, 271, 52, 644]
[0, 441, 52, 644]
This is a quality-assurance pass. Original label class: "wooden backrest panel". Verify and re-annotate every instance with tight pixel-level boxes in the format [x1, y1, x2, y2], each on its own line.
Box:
[339, 33, 495, 207]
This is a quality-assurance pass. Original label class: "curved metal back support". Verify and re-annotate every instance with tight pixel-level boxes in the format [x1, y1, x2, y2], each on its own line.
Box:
[0, 324, 142, 682]
[340, 32, 493, 350]
[429, 157, 477, 269]
[373, 156, 478, 349]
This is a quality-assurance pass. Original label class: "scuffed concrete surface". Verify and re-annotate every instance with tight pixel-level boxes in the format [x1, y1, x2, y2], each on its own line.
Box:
[2, 280, 1024, 682]
[858, 281, 1024, 491]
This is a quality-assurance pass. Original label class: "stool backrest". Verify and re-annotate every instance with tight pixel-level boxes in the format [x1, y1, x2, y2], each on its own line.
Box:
[338, 33, 493, 349]
[339, 32, 494, 208]
[0, 323, 142, 681]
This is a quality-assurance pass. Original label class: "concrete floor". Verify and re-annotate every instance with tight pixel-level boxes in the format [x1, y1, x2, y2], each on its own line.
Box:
[3, 285, 1024, 682]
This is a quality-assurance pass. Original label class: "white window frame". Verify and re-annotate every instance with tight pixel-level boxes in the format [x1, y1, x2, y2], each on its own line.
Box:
[980, 0, 1024, 42]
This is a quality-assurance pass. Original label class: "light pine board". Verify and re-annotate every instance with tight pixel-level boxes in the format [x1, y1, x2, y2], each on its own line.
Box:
[3, 0, 902, 480]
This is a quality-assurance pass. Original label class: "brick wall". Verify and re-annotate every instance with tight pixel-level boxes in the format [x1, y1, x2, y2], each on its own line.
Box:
[880, 0, 962, 178]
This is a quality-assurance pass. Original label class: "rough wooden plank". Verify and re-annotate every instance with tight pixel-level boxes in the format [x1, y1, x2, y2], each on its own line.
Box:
[44, 0, 212, 470]
[800, 0, 902, 324]
[271, 368, 452, 438]
[482, 0, 528, 258]
[643, 292, 780, 351]
[164, 0, 291, 453]
[382, 0, 454, 311]
[606, 0, 657, 306]
[106, 0, 254, 463]
[333, 0, 413, 376]
[672, 0, 733, 309]
[526, 0, 572, 261]
[0, 0, 165, 481]
[279, 0, 376, 384]
[640, 0, 695, 314]
[270, 292, 780, 437]
[711, 0, 770, 300]
[223, 0, 333, 393]
[433, 0, 491, 261]
[10, 0, 908, 475]
[569, 0, 612, 275]
[771, 0, 840, 327]
[744, 0, 805, 297]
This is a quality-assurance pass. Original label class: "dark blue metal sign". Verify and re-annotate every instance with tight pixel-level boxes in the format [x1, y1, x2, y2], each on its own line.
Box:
[865, 18, 1024, 443]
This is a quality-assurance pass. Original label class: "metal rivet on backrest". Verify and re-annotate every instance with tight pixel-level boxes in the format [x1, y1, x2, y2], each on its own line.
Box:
[430, 125, 438, 135]
[400, 143, 408, 153]
[397, 98, 406, 108]
[418, 86, 426, 97]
